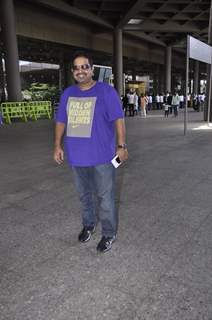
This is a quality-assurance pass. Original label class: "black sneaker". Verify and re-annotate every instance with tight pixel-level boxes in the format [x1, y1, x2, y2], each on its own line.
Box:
[96, 236, 116, 253]
[78, 226, 95, 243]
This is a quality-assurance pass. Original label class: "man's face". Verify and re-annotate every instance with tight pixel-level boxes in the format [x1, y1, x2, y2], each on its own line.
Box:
[72, 56, 93, 85]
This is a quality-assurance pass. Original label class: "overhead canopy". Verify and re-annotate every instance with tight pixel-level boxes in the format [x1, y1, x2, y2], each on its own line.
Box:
[20, 0, 211, 47]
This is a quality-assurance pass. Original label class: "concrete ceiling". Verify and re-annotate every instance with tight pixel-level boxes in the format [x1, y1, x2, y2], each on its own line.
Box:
[22, 0, 211, 47]
[0, 0, 210, 78]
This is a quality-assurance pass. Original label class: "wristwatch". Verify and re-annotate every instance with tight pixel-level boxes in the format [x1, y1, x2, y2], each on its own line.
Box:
[117, 143, 127, 149]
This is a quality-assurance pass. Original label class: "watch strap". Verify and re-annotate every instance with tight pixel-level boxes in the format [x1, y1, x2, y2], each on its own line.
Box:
[117, 143, 127, 149]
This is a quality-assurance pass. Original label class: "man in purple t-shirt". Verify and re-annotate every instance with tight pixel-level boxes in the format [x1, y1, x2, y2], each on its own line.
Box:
[54, 51, 128, 253]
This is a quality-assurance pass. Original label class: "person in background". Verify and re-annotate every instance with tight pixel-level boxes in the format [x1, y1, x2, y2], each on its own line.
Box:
[134, 91, 139, 116]
[159, 93, 164, 109]
[127, 89, 135, 116]
[166, 92, 172, 115]
[199, 92, 205, 111]
[171, 92, 180, 117]
[164, 103, 169, 117]
[156, 93, 160, 110]
[121, 93, 128, 117]
[140, 93, 148, 118]
[187, 93, 191, 108]
[147, 93, 153, 111]
[179, 92, 184, 108]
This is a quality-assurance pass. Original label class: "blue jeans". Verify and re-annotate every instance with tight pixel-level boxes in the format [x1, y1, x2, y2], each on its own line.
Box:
[72, 163, 117, 237]
[173, 105, 178, 116]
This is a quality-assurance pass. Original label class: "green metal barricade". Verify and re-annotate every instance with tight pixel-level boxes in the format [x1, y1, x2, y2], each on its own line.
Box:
[0, 101, 52, 124]
[1, 102, 28, 124]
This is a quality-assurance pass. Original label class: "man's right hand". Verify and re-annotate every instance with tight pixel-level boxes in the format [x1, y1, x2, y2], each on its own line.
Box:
[54, 146, 64, 164]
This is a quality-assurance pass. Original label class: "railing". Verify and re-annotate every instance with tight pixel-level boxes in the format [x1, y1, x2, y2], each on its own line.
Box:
[0, 101, 52, 124]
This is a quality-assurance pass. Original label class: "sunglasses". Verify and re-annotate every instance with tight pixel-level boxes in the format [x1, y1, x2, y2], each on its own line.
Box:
[72, 64, 91, 71]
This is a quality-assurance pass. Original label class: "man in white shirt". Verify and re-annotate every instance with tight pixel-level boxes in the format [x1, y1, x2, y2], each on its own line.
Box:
[127, 90, 135, 116]
[159, 94, 164, 109]
[179, 94, 184, 108]
[147, 94, 153, 111]
[171, 92, 180, 117]
[156, 94, 160, 110]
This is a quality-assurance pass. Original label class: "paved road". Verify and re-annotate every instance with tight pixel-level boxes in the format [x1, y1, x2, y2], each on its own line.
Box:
[1, 110, 212, 320]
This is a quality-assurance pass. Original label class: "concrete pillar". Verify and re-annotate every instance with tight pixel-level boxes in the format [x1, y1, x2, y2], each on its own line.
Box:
[153, 66, 159, 94]
[193, 60, 199, 95]
[66, 61, 75, 86]
[113, 27, 123, 96]
[165, 46, 172, 92]
[206, 1, 212, 121]
[0, 0, 22, 101]
[59, 61, 74, 90]
[0, 55, 6, 102]
[190, 79, 193, 93]
[158, 65, 165, 94]
[180, 72, 186, 94]
[58, 67, 63, 92]
[59, 61, 67, 90]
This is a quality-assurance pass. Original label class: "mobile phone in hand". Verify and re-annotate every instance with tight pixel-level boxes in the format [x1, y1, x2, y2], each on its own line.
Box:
[111, 155, 122, 168]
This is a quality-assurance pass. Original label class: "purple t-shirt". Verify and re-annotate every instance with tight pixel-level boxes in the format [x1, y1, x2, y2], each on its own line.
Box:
[56, 81, 124, 167]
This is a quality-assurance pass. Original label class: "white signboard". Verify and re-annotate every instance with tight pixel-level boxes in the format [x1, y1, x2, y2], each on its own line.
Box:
[188, 35, 212, 64]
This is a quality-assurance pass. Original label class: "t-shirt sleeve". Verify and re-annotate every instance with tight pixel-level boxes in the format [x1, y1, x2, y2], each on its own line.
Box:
[55, 89, 68, 124]
[105, 85, 124, 122]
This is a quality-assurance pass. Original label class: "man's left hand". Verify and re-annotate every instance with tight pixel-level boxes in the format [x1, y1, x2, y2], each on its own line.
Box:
[116, 148, 128, 163]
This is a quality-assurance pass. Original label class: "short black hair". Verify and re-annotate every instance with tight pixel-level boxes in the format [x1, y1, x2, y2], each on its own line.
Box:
[71, 50, 93, 67]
